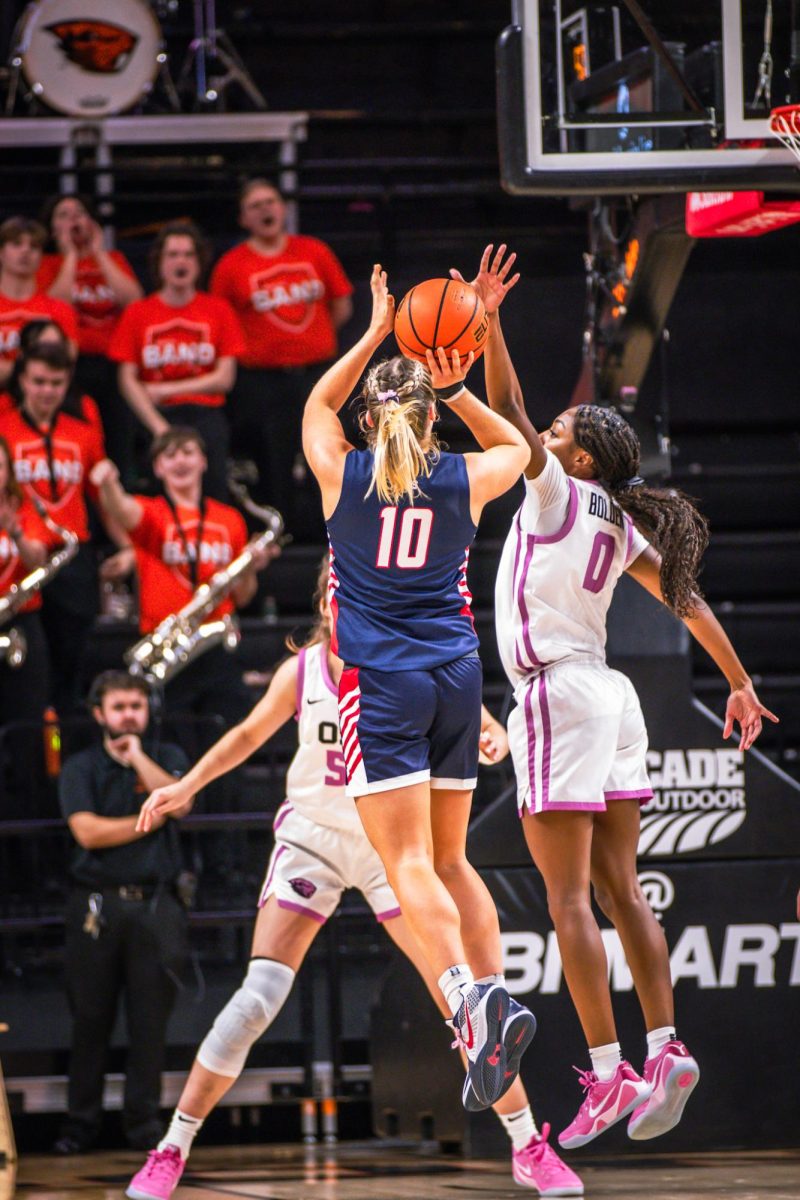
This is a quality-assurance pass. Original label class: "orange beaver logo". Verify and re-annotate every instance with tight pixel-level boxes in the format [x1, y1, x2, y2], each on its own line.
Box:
[45, 20, 138, 74]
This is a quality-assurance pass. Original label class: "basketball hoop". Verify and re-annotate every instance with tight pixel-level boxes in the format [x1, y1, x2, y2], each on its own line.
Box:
[769, 104, 800, 167]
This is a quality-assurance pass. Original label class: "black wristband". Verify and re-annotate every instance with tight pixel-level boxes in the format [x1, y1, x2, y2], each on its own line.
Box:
[435, 381, 467, 401]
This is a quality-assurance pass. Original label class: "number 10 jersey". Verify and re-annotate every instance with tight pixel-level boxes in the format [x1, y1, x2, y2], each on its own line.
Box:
[325, 448, 479, 672]
[495, 451, 649, 692]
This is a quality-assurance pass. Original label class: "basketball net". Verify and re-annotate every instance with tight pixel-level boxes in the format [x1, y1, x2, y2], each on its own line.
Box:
[769, 105, 800, 167]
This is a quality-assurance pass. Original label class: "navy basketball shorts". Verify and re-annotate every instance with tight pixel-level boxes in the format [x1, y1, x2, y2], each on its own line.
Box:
[338, 651, 482, 797]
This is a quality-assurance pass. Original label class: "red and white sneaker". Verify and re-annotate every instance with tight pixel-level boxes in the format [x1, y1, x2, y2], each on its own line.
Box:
[627, 1040, 700, 1140]
[558, 1061, 651, 1149]
[126, 1145, 185, 1200]
[511, 1123, 584, 1195]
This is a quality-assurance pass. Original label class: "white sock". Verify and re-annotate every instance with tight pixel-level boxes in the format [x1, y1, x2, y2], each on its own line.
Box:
[438, 963, 475, 1017]
[589, 1041, 622, 1082]
[646, 1026, 676, 1059]
[158, 1109, 203, 1160]
[498, 1105, 539, 1151]
[475, 972, 507, 988]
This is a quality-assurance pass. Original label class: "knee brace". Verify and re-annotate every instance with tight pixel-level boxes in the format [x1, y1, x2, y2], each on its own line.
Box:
[197, 958, 295, 1078]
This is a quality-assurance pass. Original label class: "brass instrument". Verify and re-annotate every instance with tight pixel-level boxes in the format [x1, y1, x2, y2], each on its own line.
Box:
[125, 493, 283, 686]
[0, 501, 79, 668]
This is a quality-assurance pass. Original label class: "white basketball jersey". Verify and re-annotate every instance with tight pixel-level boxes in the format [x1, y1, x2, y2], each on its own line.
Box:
[283, 642, 359, 832]
[495, 451, 649, 690]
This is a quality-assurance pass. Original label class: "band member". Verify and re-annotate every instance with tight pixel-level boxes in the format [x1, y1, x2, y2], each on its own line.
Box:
[0, 217, 78, 386]
[0, 342, 129, 712]
[0, 433, 55, 729]
[55, 670, 191, 1156]
[466, 244, 777, 1148]
[38, 193, 143, 482]
[91, 425, 274, 731]
[127, 559, 583, 1199]
[110, 222, 245, 500]
[303, 265, 534, 1111]
[0, 318, 104, 435]
[210, 179, 353, 530]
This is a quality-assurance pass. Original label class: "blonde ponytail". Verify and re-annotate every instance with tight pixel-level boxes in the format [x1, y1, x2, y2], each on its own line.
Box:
[360, 356, 439, 505]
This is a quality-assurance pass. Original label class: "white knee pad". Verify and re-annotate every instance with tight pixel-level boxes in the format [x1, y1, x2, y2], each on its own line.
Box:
[197, 958, 295, 1078]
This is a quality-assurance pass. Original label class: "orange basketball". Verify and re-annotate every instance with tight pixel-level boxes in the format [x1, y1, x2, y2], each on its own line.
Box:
[394, 278, 489, 365]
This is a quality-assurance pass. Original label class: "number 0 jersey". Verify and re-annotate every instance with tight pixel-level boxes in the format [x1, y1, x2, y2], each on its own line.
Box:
[326, 448, 479, 671]
[495, 451, 649, 690]
[280, 642, 359, 833]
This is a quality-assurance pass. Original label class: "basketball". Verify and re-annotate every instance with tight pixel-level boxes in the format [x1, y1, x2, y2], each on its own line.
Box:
[394, 278, 489, 365]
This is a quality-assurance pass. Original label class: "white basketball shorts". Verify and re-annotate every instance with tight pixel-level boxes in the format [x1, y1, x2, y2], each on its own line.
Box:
[508, 659, 653, 814]
[257, 806, 400, 923]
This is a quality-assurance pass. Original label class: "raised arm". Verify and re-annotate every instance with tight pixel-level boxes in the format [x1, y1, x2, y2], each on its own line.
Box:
[137, 654, 299, 831]
[90, 458, 143, 531]
[452, 243, 546, 480]
[626, 545, 778, 751]
[302, 264, 394, 516]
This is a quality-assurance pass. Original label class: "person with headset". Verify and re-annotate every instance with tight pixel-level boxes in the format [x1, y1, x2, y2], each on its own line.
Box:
[54, 670, 193, 1157]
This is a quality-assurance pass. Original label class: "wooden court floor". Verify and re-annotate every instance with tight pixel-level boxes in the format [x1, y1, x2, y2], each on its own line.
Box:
[5, 1143, 800, 1200]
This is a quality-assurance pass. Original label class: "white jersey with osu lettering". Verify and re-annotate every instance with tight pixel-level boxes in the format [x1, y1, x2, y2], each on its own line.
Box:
[279, 641, 358, 833]
[495, 450, 649, 691]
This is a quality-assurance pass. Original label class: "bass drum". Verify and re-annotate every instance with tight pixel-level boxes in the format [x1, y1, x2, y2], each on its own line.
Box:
[14, 0, 162, 117]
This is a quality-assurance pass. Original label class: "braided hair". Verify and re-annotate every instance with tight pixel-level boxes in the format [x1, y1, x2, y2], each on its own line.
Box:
[359, 356, 439, 504]
[573, 405, 709, 618]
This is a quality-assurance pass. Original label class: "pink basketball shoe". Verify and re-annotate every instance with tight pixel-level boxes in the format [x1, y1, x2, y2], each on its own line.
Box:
[511, 1123, 584, 1195]
[126, 1145, 185, 1200]
[558, 1061, 651, 1149]
[627, 1040, 700, 1140]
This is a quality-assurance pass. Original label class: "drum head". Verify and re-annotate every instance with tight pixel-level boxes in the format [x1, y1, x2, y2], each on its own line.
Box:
[16, 0, 162, 117]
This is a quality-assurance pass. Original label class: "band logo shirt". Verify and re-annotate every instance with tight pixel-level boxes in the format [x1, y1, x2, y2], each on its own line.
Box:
[0, 498, 59, 612]
[210, 236, 352, 369]
[0, 292, 79, 363]
[38, 251, 139, 356]
[109, 292, 245, 407]
[130, 494, 248, 632]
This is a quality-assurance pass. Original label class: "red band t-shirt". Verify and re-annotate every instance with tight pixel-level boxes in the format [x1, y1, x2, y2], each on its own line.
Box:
[0, 406, 105, 541]
[129, 494, 248, 632]
[0, 391, 104, 439]
[210, 236, 352, 369]
[0, 292, 79, 364]
[109, 291, 246, 407]
[0, 498, 60, 614]
[37, 251, 139, 357]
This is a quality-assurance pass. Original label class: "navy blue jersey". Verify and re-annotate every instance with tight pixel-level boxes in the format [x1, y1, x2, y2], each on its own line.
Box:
[326, 448, 478, 671]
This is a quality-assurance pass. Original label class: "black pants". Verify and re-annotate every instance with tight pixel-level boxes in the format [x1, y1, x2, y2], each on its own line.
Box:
[0, 611, 51, 818]
[73, 355, 135, 488]
[160, 404, 230, 502]
[62, 886, 185, 1143]
[229, 364, 328, 542]
[39, 543, 98, 714]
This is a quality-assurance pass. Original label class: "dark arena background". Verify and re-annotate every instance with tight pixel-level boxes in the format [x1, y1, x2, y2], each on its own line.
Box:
[0, 2, 798, 1198]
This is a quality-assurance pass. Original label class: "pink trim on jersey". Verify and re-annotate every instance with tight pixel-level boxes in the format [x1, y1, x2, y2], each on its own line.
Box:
[605, 788, 653, 803]
[624, 514, 634, 566]
[375, 905, 402, 923]
[523, 800, 607, 814]
[319, 646, 338, 697]
[273, 801, 293, 833]
[514, 523, 541, 672]
[523, 677, 537, 810]
[277, 898, 327, 924]
[538, 672, 552, 808]
[532, 478, 579, 545]
[296, 648, 306, 720]
[338, 666, 363, 779]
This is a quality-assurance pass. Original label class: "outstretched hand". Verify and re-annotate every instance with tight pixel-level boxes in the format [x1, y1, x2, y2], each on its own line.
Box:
[450, 243, 520, 315]
[368, 263, 395, 343]
[136, 779, 192, 832]
[723, 683, 779, 752]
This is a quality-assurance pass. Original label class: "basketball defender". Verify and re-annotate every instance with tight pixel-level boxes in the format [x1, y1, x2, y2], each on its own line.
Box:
[452, 244, 777, 1149]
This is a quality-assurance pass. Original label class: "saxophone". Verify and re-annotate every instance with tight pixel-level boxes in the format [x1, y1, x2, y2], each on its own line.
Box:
[125, 493, 283, 686]
[0, 501, 80, 668]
